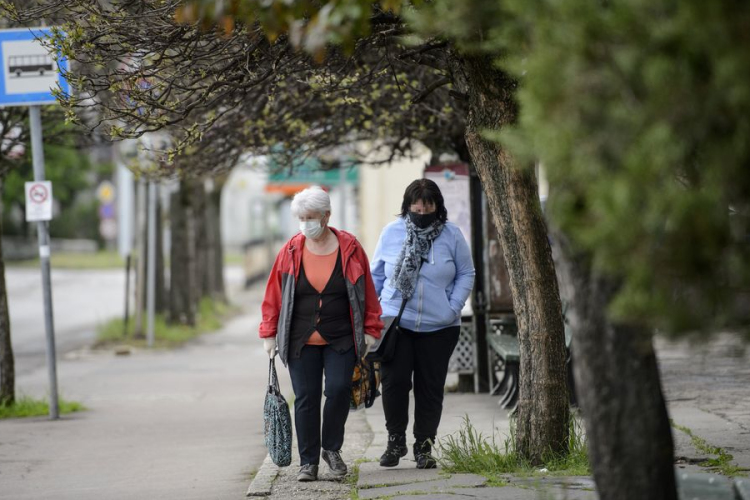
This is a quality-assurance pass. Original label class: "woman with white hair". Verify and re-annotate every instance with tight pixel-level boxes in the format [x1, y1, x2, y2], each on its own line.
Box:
[259, 186, 383, 482]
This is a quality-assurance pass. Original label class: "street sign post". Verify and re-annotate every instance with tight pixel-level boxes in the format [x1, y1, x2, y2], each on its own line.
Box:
[1, 27, 69, 419]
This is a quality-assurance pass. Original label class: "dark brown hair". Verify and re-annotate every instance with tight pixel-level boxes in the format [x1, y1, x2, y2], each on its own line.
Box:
[399, 178, 448, 223]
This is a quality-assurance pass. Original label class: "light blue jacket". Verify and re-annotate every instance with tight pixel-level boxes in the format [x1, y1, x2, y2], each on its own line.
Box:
[370, 218, 475, 332]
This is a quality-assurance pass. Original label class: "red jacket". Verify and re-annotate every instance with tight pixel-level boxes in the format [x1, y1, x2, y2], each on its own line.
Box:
[259, 228, 383, 365]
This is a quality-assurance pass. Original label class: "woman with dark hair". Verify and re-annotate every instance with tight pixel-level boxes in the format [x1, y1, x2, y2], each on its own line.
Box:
[370, 179, 475, 469]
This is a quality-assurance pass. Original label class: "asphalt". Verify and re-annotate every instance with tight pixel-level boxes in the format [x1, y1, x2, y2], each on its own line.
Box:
[2, 281, 748, 500]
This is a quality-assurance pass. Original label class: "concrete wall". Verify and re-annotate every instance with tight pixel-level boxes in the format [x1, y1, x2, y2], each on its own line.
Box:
[358, 142, 430, 256]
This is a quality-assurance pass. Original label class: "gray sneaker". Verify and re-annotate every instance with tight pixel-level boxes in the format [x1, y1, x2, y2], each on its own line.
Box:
[321, 449, 347, 478]
[297, 464, 318, 482]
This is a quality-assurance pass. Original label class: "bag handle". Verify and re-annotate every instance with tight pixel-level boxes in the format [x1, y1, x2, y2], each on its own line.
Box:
[268, 358, 281, 394]
[395, 298, 408, 324]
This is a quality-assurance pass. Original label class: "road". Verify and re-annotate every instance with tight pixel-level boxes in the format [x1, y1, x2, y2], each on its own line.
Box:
[5, 266, 244, 376]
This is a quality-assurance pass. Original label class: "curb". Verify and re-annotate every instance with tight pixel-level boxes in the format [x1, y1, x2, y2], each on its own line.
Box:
[246, 455, 279, 497]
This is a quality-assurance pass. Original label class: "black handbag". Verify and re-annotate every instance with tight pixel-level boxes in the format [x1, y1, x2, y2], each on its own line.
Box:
[366, 298, 407, 363]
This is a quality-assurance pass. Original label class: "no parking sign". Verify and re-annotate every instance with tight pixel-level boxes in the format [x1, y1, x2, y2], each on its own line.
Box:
[25, 180, 52, 221]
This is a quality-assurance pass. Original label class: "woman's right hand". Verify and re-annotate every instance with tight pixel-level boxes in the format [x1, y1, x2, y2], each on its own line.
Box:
[263, 337, 277, 358]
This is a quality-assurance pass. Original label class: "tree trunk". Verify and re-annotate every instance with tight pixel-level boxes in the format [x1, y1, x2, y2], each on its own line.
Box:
[456, 53, 569, 463]
[0, 216, 15, 406]
[208, 186, 226, 303]
[155, 194, 166, 314]
[191, 181, 209, 303]
[169, 181, 196, 326]
[551, 228, 677, 500]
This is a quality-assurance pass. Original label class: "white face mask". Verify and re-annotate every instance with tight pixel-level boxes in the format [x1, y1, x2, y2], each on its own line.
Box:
[299, 219, 325, 239]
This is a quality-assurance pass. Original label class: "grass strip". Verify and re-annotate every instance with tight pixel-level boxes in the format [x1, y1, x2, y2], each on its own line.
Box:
[10, 251, 124, 269]
[10, 251, 245, 270]
[96, 298, 235, 348]
[0, 396, 86, 419]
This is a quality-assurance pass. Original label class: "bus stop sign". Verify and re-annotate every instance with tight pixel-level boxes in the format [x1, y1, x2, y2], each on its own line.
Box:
[0, 27, 69, 107]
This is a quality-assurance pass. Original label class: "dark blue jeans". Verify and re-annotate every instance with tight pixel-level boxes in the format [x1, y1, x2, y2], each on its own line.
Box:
[288, 345, 356, 465]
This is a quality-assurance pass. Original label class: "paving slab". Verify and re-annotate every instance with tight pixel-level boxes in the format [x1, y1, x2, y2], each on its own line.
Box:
[676, 470, 736, 500]
[356, 461, 442, 487]
[387, 485, 598, 500]
[510, 475, 597, 491]
[735, 478, 750, 500]
[357, 473, 486, 499]
[671, 405, 750, 472]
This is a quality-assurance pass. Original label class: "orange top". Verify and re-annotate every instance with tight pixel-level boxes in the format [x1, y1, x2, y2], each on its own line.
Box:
[302, 246, 339, 345]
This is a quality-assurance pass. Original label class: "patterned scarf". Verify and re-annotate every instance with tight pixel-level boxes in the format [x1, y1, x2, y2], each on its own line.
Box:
[390, 216, 445, 300]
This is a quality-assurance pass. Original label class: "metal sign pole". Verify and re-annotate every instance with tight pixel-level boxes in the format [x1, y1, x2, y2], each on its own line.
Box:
[29, 105, 59, 419]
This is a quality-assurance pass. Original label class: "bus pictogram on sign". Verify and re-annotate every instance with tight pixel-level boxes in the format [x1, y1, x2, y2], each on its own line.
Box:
[8, 54, 54, 77]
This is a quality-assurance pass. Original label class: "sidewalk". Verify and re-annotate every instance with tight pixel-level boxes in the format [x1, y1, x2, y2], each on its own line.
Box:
[250, 334, 750, 500]
[1, 285, 275, 500]
[3, 287, 746, 500]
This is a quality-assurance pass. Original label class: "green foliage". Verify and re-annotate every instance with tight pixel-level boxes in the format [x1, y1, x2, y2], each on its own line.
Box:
[96, 298, 233, 348]
[48, 200, 103, 243]
[177, 0, 427, 57]
[1, 108, 107, 239]
[405, 0, 510, 54]
[492, 0, 750, 333]
[437, 415, 589, 478]
[0, 396, 85, 419]
[2, 144, 88, 210]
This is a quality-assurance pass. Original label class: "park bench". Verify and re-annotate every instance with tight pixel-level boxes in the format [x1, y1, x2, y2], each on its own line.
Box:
[487, 311, 575, 409]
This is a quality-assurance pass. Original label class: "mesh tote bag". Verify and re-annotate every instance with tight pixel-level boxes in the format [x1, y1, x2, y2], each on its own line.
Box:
[263, 358, 292, 467]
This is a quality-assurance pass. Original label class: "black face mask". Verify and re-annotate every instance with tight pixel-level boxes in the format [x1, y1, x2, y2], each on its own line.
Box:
[408, 211, 438, 229]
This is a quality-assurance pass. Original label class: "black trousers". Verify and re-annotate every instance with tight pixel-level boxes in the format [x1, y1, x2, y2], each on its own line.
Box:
[380, 326, 460, 443]
[288, 344, 356, 465]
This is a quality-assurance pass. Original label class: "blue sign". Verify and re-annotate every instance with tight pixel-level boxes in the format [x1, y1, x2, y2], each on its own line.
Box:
[0, 27, 70, 107]
[99, 203, 115, 219]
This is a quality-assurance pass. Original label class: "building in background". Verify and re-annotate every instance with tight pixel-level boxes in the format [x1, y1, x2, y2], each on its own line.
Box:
[357, 142, 430, 256]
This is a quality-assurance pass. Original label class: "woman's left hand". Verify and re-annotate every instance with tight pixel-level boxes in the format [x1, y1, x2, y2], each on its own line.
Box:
[364, 335, 377, 356]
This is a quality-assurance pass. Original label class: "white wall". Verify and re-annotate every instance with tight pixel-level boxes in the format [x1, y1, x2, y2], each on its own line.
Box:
[358, 142, 431, 256]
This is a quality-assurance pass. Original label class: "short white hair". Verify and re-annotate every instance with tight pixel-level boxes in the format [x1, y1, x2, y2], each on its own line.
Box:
[290, 185, 331, 217]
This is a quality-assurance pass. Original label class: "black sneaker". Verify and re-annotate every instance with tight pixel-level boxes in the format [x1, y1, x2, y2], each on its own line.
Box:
[414, 440, 437, 470]
[297, 464, 318, 482]
[380, 434, 408, 467]
[322, 449, 347, 478]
